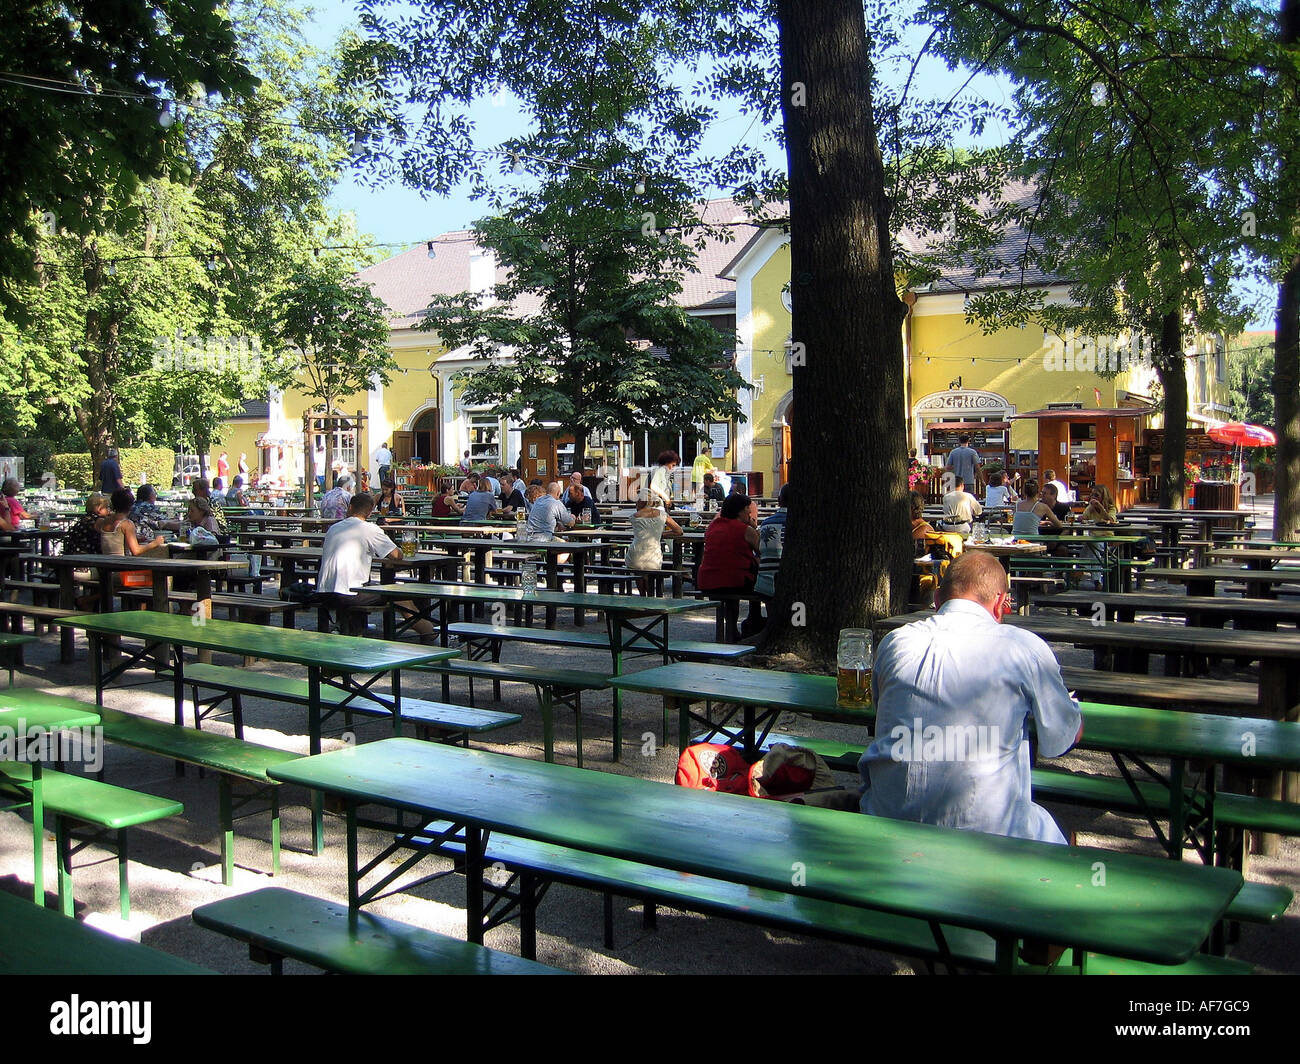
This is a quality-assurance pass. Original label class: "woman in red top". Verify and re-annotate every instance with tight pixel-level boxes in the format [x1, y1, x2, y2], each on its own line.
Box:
[697, 493, 761, 642]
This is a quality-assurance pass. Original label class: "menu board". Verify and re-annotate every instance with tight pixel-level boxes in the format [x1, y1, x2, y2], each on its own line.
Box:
[708, 422, 730, 459]
[927, 429, 1002, 451]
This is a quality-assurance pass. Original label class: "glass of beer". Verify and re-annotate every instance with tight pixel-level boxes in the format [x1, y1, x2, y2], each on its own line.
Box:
[401, 530, 418, 558]
[836, 628, 873, 707]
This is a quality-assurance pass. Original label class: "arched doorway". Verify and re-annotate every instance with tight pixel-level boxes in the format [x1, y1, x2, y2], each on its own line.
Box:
[412, 408, 439, 465]
[771, 390, 794, 488]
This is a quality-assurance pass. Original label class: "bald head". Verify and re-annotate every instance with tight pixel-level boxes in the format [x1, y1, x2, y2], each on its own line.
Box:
[937, 551, 1009, 610]
[546, 481, 562, 499]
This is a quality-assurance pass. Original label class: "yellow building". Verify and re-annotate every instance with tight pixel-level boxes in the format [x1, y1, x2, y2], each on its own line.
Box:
[218, 198, 1231, 502]
[723, 227, 1232, 500]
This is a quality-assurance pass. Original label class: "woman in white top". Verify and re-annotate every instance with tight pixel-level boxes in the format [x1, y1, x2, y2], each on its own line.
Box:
[625, 498, 683, 595]
[1011, 480, 1061, 535]
[648, 450, 679, 510]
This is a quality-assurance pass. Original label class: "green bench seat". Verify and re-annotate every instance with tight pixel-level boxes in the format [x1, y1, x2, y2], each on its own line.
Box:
[428, 827, 1251, 974]
[179, 662, 522, 746]
[1057, 667, 1259, 709]
[0, 887, 212, 974]
[191, 887, 569, 975]
[0, 760, 182, 919]
[95, 703, 299, 885]
[0, 603, 77, 662]
[415, 658, 612, 765]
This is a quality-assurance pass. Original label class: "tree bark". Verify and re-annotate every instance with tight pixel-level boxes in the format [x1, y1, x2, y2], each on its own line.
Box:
[760, 0, 912, 667]
[1274, 0, 1300, 541]
[1156, 311, 1187, 510]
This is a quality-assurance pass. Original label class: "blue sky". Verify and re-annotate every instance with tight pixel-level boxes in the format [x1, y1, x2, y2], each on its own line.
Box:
[306, 3, 1273, 328]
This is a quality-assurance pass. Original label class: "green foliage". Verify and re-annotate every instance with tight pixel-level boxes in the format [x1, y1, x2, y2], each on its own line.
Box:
[265, 263, 395, 410]
[52, 454, 93, 491]
[1, 0, 377, 465]
[0, 439, 56, 485]
[1228, 334, 1276, 427]
[52, 447, 174, 491]
[0, 1, 257, 316]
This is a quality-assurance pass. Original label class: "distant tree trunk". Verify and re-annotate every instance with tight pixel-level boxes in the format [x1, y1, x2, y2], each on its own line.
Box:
[1274, 0, 1300, 541]
[760, 0, 912, 667]
[1156, 312, 1187, 509]
[573, 428, 588, 473]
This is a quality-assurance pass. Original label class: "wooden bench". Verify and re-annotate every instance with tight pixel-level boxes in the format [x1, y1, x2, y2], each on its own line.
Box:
[0, 632, 36, 684]
[0, 761, 182, 919]
[0, 602, 77, 662]
[414, 659, 611, 766]
[428, 825, 1257, 974]
[191, 887, 569, 975]
[179, 662, 522, 747]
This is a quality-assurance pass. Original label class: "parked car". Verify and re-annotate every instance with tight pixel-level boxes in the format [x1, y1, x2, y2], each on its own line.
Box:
[172, 454, 201, 488]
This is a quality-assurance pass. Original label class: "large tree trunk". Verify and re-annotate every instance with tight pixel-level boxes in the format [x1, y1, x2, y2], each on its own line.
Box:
[761, 0, 912, 667]
[1156, 312, 1187, 509]
[1274, 0, 1300, 542]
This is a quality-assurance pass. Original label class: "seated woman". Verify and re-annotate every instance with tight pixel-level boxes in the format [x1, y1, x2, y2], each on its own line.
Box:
[1012, 480, 1061, 536]
[984, 471, 1017, 509]
[1078, 484, 1119, 525]
[624, 492, 683, 596]
[65, 493, 110, 557]
[375, 479, 408, 525]
[696, 493, 761, 642]
[0, 478, 30, 530]
[99, 488, 167, 557]
[431, 483, 463, 517]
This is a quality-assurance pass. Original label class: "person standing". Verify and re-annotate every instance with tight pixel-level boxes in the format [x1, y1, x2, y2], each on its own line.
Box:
[238, 452, 250, 477]
[945, 435, 982, 493]
[216, 452, 230, 485]
[99, 447, 125, 494]
[625, 496, 683, 595]
[458, 450, 472, 475]
[648, 450, 679, 511]
[375, 441, 394, 485]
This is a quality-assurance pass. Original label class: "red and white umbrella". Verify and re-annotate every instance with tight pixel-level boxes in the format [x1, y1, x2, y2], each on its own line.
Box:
[1208, 422, 1276, 448]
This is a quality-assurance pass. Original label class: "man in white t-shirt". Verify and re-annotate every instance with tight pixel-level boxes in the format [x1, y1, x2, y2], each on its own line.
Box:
[317, 493, 435, 639]
[940, 476, 983, 533]
[1043, 469, 1074, 504]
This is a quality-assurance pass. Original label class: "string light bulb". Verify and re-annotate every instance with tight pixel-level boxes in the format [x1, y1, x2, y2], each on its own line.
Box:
[158, 104, 174, 128]
[510, 152, 523, 174]
[634, 177, 646, 195]
[426, 240, 436, 260]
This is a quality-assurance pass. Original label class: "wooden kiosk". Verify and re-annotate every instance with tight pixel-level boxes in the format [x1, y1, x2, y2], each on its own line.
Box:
[1011, 407, 1146, 509]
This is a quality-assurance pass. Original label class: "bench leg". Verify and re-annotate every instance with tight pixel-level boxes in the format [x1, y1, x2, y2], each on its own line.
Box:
[538, 686, 555, 763]
[118, 828, 130, 921]
[604, 892, 615, 948]
[56, 815, 73, 918]
[271, 788, 281, 877]
[220, 778, 234, 886]
[520, 872, 539, 961]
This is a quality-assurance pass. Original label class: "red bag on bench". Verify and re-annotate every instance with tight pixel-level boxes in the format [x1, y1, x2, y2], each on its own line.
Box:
[675, 743, 750, 794]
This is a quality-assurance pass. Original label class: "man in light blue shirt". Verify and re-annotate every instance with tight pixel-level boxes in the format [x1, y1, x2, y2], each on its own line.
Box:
[524, 481, 575, 541]
[859, 551, 1082, 844]
[460, 481, 499, 524]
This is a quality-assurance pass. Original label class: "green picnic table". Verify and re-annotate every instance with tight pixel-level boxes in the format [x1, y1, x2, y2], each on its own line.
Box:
[1015, 533, 1147, 591]
[1141, 565, 1300, 598]
[372, 581, 713, 750]
[0, 696, 100, 905]
[268, 739, 1245, 973]
[54, 611, 456, 854]
[611, 661, 1300, 867]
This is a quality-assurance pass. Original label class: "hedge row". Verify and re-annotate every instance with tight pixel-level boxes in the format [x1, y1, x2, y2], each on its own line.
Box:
[52, 448, 177, 492]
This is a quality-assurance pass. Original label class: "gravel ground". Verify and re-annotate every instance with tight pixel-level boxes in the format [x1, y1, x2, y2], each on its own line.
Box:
[1, 588, 1296, 976]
